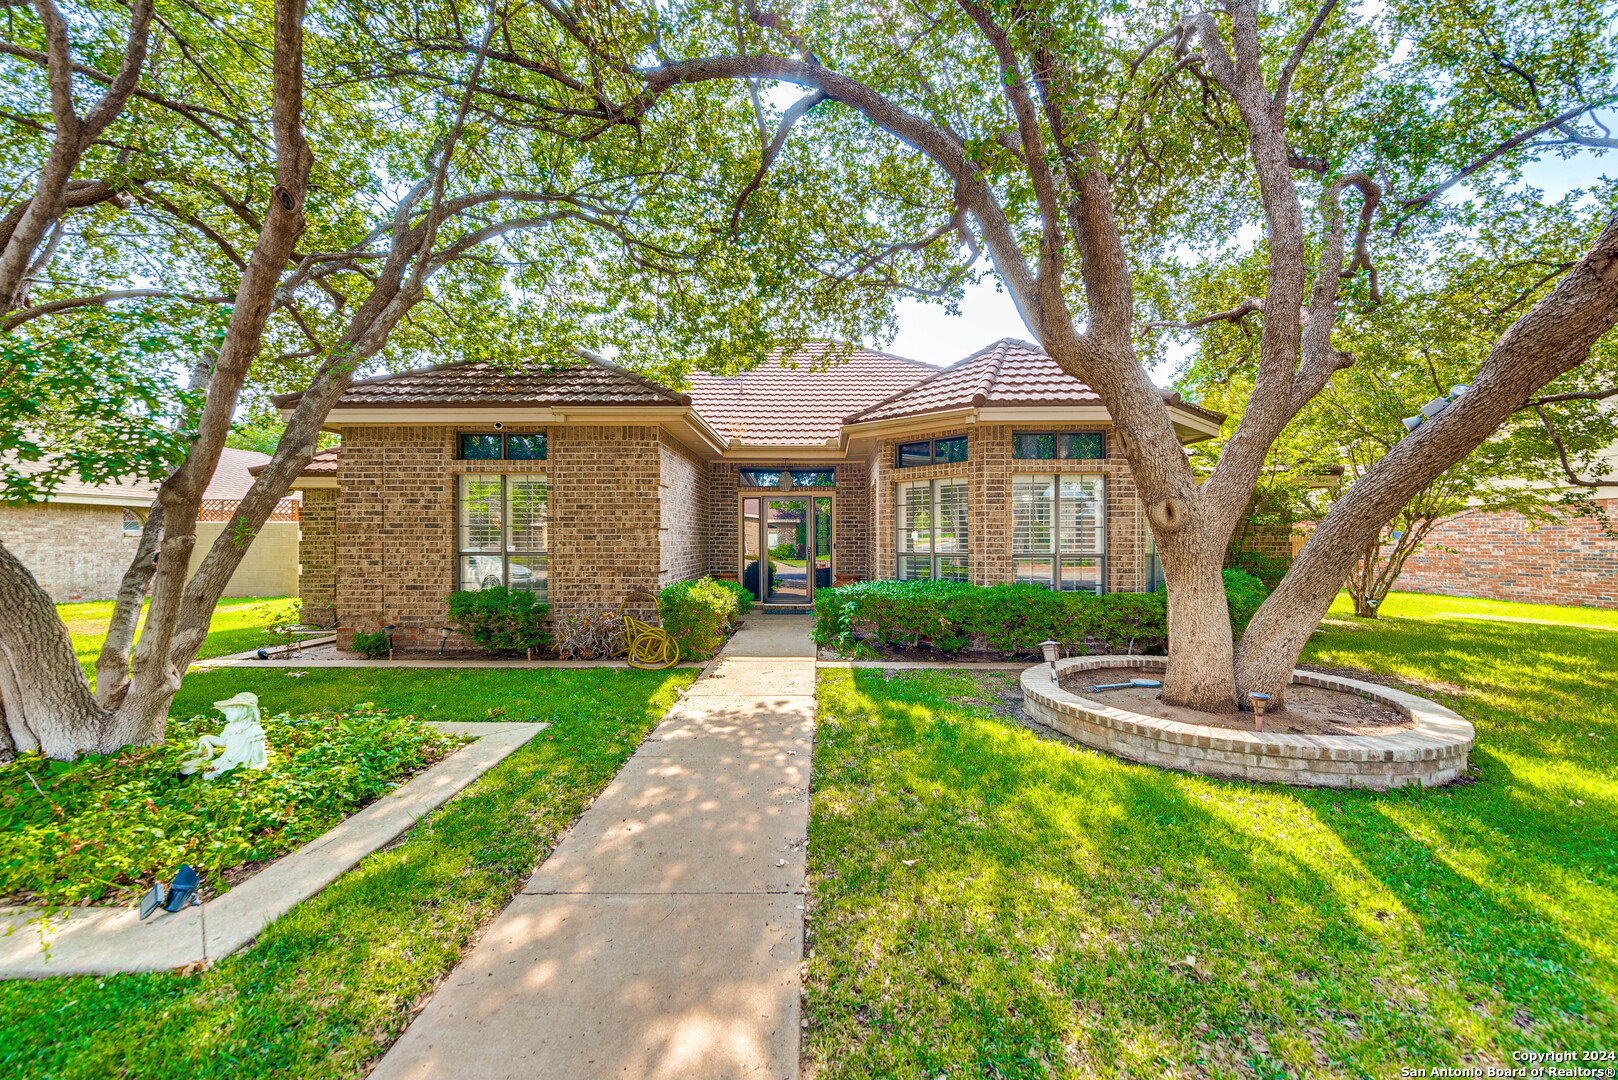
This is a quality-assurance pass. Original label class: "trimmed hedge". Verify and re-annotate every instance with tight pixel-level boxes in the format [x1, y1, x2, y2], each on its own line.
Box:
[812, 570, 1268, 656]
[445, 587, 550, 652]
[659, 576, 753, 660]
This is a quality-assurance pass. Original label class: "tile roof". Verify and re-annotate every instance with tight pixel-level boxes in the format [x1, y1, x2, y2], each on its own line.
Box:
[845, 338, 1225, 426]
[249, 445, 336, 478]
[274, 355, 689, 410]
[4, 447, 281, 504]
[685, 342, 937, 445]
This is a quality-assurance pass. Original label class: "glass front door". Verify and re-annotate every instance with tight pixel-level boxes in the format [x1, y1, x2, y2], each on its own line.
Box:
[741, 495, 832, 603]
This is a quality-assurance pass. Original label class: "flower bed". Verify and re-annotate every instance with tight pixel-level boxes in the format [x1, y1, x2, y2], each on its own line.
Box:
[0, 707, 467, 907]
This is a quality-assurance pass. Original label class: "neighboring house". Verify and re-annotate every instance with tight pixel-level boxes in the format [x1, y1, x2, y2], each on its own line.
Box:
[0, 447, 301, 601]
[277, 338, 1224, 648]
[1392, 469, 1618, 610]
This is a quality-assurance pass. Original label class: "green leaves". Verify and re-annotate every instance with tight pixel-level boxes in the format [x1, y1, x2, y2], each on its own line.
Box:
[0, 312, 204, 503]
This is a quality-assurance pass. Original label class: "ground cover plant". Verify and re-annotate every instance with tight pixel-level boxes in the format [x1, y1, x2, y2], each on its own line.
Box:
[59, 596, 306, 683]
[0, 709, 465, 907]
[0, 666, 694, 1078]
[803, 592, 1616, 1077]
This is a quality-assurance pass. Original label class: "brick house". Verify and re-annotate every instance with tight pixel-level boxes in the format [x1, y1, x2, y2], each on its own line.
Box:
[1, 447, 301, 601]
[276, 339, 1224, 649]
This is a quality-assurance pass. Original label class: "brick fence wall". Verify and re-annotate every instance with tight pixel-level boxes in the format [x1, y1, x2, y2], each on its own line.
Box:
[1392, 499, 1618, 610]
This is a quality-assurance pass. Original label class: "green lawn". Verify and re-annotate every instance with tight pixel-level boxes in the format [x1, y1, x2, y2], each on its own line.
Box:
[0, 666, 696, 1078]
[59, 596, 310, 683]
[804, 591, 1616, 1078]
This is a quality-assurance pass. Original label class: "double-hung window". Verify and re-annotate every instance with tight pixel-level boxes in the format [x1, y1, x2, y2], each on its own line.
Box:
[896, 478, 969, 581]
[1012, 473, 1105, 593]
[457, 473, 547, 600]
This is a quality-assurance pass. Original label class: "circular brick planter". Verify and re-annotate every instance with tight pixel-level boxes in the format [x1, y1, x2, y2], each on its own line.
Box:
[1021, 656, 1474, 789]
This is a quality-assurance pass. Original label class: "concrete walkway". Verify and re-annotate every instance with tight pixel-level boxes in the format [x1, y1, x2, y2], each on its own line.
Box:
[371, 615, 817, 1080]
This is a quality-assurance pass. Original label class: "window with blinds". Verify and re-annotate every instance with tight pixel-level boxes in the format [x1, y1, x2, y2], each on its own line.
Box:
[457, 473, 548, 601]
[896, 478, 969, 581]
[1012, 473, 1104, 593]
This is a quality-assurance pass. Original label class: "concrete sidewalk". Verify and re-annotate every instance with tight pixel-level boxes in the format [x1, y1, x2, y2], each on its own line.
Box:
[370, 615, 817, 1080]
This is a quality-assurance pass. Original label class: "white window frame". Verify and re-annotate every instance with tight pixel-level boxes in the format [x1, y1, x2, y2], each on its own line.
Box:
[1011, 473, 1106, 594]
[455, 473, 548, 601]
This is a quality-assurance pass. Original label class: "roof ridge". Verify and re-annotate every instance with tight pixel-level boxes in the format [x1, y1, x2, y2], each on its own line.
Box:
[574, 349, 690, 405]
[841, 338, 1007, 423]
[971, 338, 1013, 404]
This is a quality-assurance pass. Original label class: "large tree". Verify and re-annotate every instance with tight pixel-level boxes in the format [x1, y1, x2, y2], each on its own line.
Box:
[0, 0, 915, 757]
[1178, 189, 1618, 617]
[486, 0, 1618, 709]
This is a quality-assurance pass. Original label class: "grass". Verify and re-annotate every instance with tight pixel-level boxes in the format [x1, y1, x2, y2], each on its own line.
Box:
[803, 591, 1616, 1078]
[0, 665, 696, 1078]
[167, 666, 674, 726]
[59, 596, 311, 683]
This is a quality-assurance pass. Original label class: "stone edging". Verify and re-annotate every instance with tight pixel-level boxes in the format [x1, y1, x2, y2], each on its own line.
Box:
[0, 721, 546, 980]
[1021, 656, 1473, 789]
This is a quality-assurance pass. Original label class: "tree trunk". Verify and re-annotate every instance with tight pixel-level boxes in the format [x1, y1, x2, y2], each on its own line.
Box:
[1235, 211, 1618, 700]
[1157, 523, 1239, 712]
[0, 542, 146, 756]
[93, 502, 163, 707]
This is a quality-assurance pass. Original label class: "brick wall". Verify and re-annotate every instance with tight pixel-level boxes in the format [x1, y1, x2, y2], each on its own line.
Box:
[333, 422, 676, 649]
[867, 423, 1147, 592]
[658, 434, 707, 586]
[298, 486, 337, 623]
[1392, 499, 1618, 610]
[0, 503, 142, 600]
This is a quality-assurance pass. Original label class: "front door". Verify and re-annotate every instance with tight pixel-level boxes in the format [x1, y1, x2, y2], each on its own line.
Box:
[740, 495, 832, 604]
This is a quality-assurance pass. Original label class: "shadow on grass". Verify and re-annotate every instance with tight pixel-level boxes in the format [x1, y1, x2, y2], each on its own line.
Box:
[802, 667, 1614, 1079]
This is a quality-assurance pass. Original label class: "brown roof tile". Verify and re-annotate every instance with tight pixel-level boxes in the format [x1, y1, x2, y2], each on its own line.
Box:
[685, 342, 937, 445]
[249, 445, 336, 478]
[5, 446, 280, 504]
[274, 355, 688, 410]
[846, 338, 1225, 426]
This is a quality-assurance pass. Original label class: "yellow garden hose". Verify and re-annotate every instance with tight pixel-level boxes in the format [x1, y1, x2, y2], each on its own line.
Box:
[615, 592, 682, 670]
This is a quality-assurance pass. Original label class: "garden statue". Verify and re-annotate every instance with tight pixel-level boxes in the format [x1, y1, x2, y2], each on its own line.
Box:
[179, 692, 269, 778]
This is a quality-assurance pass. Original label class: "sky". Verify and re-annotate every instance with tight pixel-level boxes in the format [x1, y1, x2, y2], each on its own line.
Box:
[876, 129, 1615, 384]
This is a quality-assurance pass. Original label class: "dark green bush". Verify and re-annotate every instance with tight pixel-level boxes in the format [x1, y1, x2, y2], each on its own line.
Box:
[1220, 568, 1268, 638]
[658, 576, 750, 659]
[813, 572, 1268, 657]
[1227, 548, 1291, 591]
[349, 629, 392, 659]
[445, 587, 550, 652]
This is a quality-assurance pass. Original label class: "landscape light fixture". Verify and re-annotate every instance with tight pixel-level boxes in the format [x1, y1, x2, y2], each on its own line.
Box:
[1039, 639, 1060, 677]
[139, 864, 202, 920]
[438, 626, 452, 656]
[1249, 692, 1270, 731]
[1400, 384, 1470, 434]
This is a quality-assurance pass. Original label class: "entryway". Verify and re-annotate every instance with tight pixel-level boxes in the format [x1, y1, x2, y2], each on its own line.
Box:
[739, 494, 832, 608]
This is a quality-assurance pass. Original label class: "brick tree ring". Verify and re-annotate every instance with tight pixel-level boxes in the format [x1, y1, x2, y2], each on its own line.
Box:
[1020, 655, 1475, 789]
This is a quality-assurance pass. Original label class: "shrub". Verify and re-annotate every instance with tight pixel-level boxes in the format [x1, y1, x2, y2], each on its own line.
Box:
[1227, 548, 1291, 591]
[349, 629, 392, 659]
[1220, 568, 1268, 638]
[813, 574, 1268, 657]
[445, 587, 550, 653]
[658, 576, 750, 660]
